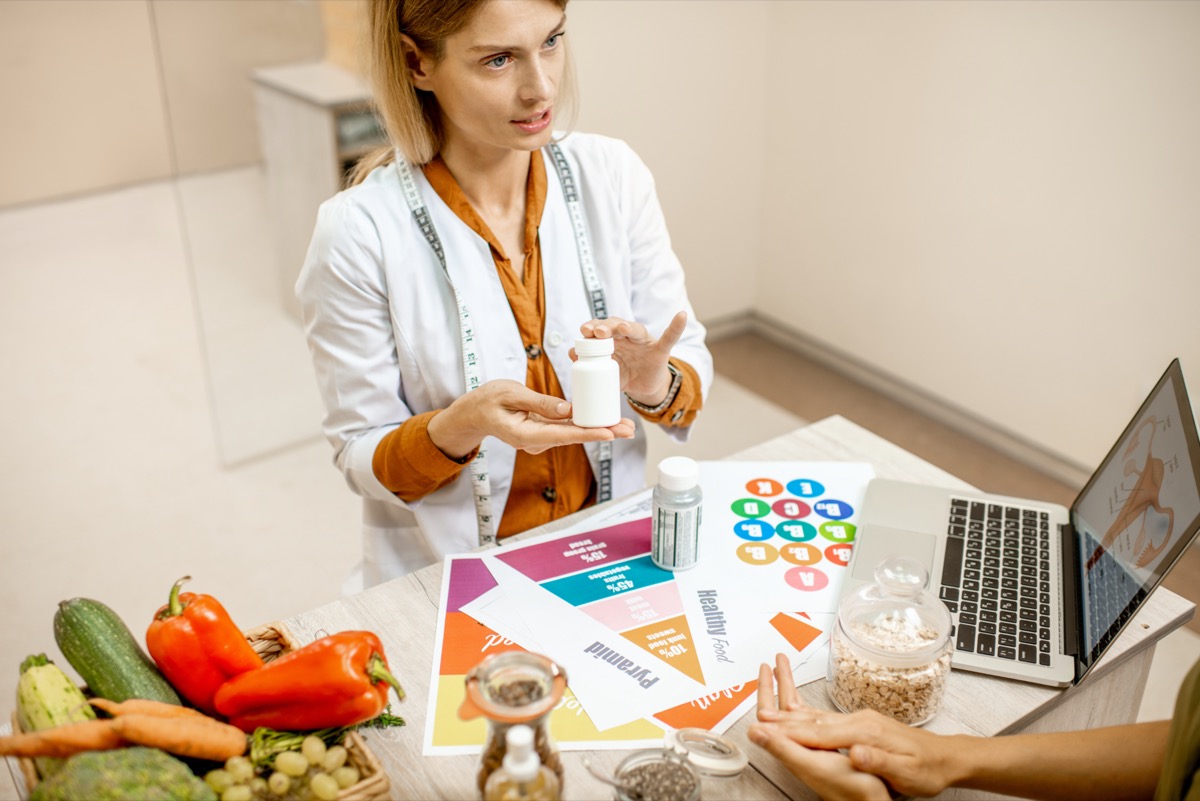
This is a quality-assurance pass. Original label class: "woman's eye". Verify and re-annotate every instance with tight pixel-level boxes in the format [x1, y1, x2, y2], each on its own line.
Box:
[486, 55, 510, 69]
[545, 33, 562, 48]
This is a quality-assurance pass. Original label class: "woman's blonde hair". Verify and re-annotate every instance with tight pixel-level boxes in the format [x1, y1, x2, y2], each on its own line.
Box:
[349, 0, 576, 185]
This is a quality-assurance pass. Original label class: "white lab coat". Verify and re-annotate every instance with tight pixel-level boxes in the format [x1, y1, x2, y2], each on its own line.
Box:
[296, 133, 712, 590]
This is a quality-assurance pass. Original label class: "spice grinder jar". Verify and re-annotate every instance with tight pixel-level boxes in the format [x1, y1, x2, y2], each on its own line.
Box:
[460, 651, 568, 795]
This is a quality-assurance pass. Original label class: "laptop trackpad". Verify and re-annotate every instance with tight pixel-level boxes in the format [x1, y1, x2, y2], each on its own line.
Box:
[851, 525, 938, 582]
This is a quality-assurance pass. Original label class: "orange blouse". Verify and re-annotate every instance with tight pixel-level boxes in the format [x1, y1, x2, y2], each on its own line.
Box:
[372, 151, 703, 539]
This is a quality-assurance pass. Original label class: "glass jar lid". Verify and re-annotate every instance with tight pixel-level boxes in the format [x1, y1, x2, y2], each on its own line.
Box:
[458, 651, 568, 723]
[837, 555, 952, 662]
[664, 728, 748, 777]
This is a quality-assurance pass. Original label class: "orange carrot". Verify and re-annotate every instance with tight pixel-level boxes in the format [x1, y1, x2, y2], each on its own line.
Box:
[111, 713, 247, 761]
[0, 719, 124, 758]
[89, 697, 208, 719]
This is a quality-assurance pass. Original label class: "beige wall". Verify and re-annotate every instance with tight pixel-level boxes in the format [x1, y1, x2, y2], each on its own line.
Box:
[756, 0, 1200, 469]
[0, 0, 322, 207]
[570, 1, 770, 324]
[151, 1, 324, 175]
[0, 1, 171, 208]
[318, 0, 370, 78]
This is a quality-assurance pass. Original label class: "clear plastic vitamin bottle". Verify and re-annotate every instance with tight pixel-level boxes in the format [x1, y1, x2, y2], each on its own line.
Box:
[571, 338, 621, 428]
[483, 724, 561, 801]
[651, 457, 703, 571]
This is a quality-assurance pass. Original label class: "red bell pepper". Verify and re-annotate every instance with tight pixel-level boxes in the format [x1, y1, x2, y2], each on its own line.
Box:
[145, 576, 263, 715]
[214, 630, 404, 732]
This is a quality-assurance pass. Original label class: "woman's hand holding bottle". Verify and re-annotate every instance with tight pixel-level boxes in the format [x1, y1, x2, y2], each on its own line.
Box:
[427, 379, 633, 459]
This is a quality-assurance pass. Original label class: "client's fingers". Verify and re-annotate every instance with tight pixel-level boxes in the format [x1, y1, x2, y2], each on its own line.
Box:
[756, 662, 778, 718]
[775, 653, 800, 711]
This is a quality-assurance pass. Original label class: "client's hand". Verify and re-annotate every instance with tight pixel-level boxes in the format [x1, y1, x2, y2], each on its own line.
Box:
[749, 654, 891, 801]
[751, 654, 959, 800]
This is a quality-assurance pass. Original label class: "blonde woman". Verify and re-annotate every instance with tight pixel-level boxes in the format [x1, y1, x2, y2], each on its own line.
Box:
[297, 0, 712, 588]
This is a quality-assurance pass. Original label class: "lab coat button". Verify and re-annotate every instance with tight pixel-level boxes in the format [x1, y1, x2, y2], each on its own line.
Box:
[542, 486, 558, 502]
[525, 343, 542, 359]
[548, 331, 563, 347]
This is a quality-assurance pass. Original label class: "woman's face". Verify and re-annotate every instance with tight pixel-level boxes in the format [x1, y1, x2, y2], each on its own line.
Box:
[412, 0, 566, 159]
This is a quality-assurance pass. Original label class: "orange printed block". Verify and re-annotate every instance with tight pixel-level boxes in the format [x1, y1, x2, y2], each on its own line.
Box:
[439, 611, 524, 674]
[770, 612, 822, 653]
[653, 681, 759, 730]
[621, 614, 706, 684]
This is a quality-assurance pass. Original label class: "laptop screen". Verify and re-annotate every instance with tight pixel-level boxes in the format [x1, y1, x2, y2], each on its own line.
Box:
[1071, 359, 1200, 676]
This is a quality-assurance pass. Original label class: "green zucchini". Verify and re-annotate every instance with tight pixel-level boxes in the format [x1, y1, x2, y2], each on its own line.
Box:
[53, 598, 181, 705]
[16, 653, 96, 778]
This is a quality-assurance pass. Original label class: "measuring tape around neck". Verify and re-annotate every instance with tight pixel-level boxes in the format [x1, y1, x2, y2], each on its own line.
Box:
[546, 143, 613, 505]
[395, 144, 613, 547]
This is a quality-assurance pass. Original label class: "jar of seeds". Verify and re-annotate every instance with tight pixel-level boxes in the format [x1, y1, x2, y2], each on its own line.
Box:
[828, 555, 953, 726]
[459, 652, 568, 795]
[610, 727, 747, 801]
[613, 750, 700, 801]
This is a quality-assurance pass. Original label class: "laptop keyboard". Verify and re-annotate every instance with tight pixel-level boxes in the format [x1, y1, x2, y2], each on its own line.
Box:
[937, 498, 1054, 666]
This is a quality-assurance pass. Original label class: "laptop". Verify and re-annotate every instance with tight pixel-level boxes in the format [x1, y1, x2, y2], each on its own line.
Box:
[841, 359, 1200, 686]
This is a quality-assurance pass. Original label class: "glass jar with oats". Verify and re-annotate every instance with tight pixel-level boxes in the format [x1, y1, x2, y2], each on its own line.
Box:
[828, 556, 953, 726]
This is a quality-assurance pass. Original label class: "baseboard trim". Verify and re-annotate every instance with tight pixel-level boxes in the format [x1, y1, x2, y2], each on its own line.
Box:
[704, 310, 1092, 490]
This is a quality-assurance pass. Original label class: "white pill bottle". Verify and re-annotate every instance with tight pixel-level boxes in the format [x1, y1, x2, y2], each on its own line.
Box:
[571, 338, 621, 427]
[651, 456, 703, 571]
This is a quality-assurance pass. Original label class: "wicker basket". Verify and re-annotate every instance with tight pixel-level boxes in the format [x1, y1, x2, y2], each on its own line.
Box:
[245, 622, 390, 801]
[10, 712, 39, 796]
[13, 623, 390, 801]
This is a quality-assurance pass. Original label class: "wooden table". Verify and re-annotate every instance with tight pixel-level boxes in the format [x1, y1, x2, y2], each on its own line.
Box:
[4, 416, 1192, 801]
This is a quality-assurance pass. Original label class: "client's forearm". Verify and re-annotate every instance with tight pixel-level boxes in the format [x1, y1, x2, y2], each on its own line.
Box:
[949, 721, 1170, 801]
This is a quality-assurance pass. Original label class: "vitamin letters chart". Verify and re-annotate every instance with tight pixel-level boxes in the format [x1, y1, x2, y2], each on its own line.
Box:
[679, 461, 875, 618]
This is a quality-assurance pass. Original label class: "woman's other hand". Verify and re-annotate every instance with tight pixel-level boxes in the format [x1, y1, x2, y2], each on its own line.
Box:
[428, 379, 634, 458]
[751, 654, 959, 800]
[575, 310, 688, 406]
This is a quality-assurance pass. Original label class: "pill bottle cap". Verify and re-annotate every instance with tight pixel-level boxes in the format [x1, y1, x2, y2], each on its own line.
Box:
[575, 338, 614, 357]
[657, 456, 700, 491]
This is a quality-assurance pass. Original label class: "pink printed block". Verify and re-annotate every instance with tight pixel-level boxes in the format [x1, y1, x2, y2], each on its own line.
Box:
[494, 517, 651, 582]
[581, 580, 684, 631]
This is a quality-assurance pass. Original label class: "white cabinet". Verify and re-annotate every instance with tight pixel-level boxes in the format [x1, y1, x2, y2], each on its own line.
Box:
[252, 61, 385, 320]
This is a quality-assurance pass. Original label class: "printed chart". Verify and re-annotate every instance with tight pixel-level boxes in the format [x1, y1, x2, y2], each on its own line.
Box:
[423, 553, 822, 754]
[464, 462, 872, 731]
[684, 461, 876, 616]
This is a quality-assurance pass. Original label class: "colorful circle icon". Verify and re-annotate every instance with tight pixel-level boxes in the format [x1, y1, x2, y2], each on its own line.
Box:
[734, 520, 775, 541]
[780, 543, 822, 566]
[786, 479, 825, 498]
[771, 498, 811, 519]
[745, 478, 784, 497]
[824, 543, 854, 566]
[776, 520, 818, 542]
[813, 499, 853, 520]
[819, 522, 857, 542]
[737, 542, 779, 565]
[785, 566, 830, 592]
[731, 498, 771, 518]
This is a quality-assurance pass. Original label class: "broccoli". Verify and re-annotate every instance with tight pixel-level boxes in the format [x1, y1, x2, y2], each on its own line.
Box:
[30, 747, 217, 801]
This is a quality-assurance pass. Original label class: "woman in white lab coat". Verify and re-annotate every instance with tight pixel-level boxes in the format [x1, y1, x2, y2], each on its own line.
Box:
[296, 0, 713, 589]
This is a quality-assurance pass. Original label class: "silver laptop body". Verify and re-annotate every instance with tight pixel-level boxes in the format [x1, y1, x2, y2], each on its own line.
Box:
[841, 359, 1200, 687]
